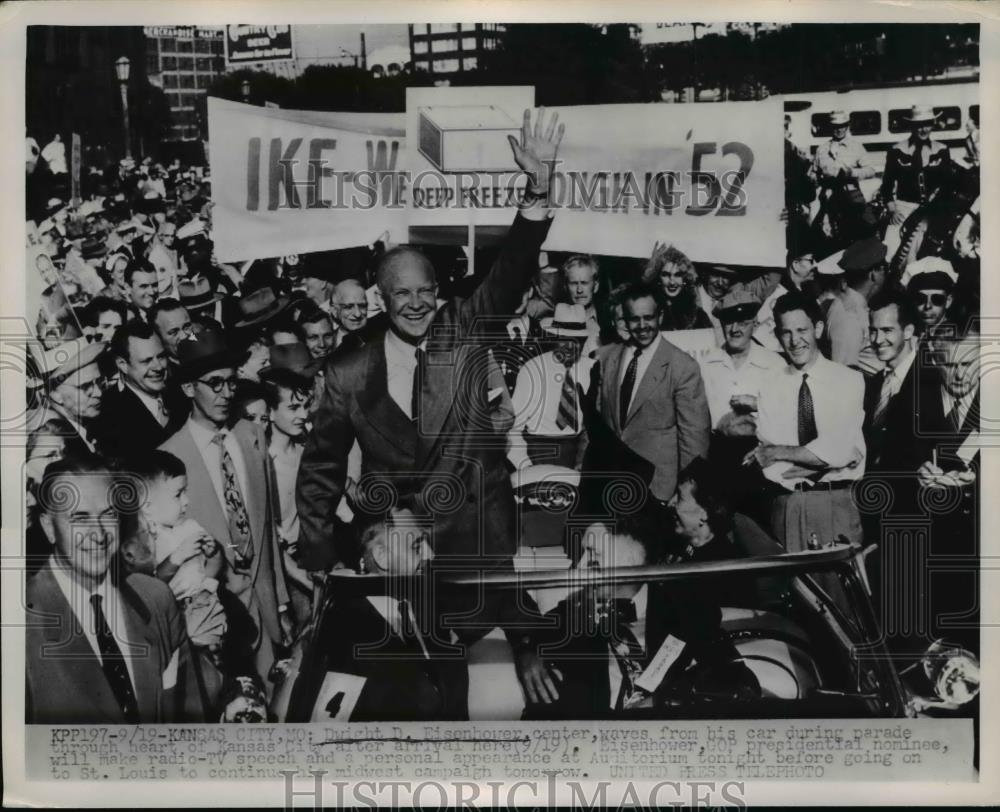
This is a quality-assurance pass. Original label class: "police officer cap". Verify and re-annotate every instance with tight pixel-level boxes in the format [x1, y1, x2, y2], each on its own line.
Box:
[837, 237, 887, 273]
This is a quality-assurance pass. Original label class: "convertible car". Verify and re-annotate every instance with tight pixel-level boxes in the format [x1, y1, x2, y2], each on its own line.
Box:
[272, 541, 979, 722]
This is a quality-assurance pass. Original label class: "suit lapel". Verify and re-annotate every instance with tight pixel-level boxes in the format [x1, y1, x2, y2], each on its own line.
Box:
[625, 339, 669, 426]
[119, 577, 160, 721]
[121, 386, 162, 437]
[415, 331, 461, 467]
[173, 426, 230, 548]
[357, 336, 418, 461]
[603, 345, 626, 434]
[233, 422, 267, 553]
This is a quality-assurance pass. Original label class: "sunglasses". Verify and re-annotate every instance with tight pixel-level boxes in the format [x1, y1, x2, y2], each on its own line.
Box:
[197, 375, 238, 394]
[915, 293, 948, 307]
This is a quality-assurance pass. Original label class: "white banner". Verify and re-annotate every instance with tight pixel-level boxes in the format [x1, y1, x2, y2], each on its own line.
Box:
[207, 98, 406, 262]
[542, 100, 786, 266]
[209, 98, 784, 266]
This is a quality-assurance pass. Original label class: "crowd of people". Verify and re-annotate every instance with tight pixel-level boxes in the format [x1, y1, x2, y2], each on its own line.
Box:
[23, 102, 980, 724]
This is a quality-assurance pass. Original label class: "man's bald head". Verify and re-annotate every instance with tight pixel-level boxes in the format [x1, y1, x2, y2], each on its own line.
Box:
[331, 279, 369, 333]
[375, 247, 436, 295]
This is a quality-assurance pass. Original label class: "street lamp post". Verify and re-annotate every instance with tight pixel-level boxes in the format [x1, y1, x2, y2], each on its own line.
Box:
[115, 56, 131, 160]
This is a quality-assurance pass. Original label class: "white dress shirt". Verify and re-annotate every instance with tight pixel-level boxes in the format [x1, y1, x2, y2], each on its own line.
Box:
[185, 417, 252, 514]
[125, 381, 168, 427]
[269, 441, 304, 544]
[618, 335, 662, 401]
[699, 344, 786, 429]
[755, 355, 866, 489]
[385, 329, 426, 419]
[606, 585, 647, 710]
[941, 385, 978, 433]
[50, 562, 137, 690]
[508, 350, 595, 469]
[879, 342, 917, 403]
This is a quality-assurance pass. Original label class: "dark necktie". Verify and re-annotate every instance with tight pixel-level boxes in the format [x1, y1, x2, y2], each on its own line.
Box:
[619, 347, 642, 423]
[397, 599, 427, 658]
[609, 606, 645, 711]
[411, 347, 425, 422]
[555, 360, 577, 432]
[798, 372, 818, 446]
[90, 594, 139, 723]
[212, 433, 253, 570]
[873, 368, 895, 429]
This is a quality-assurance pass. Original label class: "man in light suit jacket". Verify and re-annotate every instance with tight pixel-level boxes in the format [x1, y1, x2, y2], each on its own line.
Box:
[589, 283, 711, 503]
[160, 332, 291, 683]
[27, 456, 187, 723]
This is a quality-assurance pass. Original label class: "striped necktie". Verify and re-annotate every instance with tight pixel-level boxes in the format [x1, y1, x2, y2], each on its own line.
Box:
[555, 360, 577, 432]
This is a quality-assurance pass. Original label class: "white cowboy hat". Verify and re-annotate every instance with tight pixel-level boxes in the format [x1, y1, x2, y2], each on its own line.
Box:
[905, 105, 940, 125]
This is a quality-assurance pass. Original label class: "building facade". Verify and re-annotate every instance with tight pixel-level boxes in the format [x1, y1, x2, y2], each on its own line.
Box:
[408, 23, 504, 76]
[143, 26, 226, 142]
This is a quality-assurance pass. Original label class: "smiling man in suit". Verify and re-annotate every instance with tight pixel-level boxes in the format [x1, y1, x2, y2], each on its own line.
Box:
[590, 282, 711, 504]
[305, 506, 467, 722]
[27, 455, 187, 723]
[296, 108, 564, 703]
[159, 332, 291, 684]
[96, 321, 186, 458]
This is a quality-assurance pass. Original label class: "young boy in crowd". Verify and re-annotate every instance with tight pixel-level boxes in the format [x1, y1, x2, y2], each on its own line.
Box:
[121, 450, 229, 719]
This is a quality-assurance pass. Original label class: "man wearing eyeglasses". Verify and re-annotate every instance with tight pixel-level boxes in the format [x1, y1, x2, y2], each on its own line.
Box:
[905, 265, 957, 364]
[36, 338, 107, 457]
[159, 332, 292, 686]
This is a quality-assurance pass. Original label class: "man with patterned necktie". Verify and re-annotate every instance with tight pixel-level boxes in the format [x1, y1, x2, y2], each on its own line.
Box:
[746, 291, 866, 552]
[160, 332, 291, 686]
[507, 303, 594, 470]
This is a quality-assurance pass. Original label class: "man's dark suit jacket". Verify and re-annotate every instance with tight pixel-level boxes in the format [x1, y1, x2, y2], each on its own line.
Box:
[862, 350, 939, 474]
[306, 595, 467, 721]
[296, 212, 552, 571]
[526, 576, 750, 719]
[26, 563, 187, 724]
[96, 384, 187, 459]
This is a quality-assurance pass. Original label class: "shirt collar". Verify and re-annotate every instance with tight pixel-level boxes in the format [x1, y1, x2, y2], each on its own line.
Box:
[887, 342, 916, 378]
[50, 556, 113, 603]
[384, 328, 425, 366]
[187, 415, 229, 451]
[631, 583, 647, 624]
[125, 380, 163, 413]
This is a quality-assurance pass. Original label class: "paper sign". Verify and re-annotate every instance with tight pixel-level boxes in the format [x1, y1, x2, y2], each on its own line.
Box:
[310, 672, 367, 722]
[634, 634, 686, 694]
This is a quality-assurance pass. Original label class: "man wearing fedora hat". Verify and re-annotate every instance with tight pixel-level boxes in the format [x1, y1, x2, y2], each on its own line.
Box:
[160, 333, 292, 684]
[881, 104, 953, 258]
[508, 303, 595, 471]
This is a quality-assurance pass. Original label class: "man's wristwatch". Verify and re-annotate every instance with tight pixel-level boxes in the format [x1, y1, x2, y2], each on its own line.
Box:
[521, 185, 549, 206]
